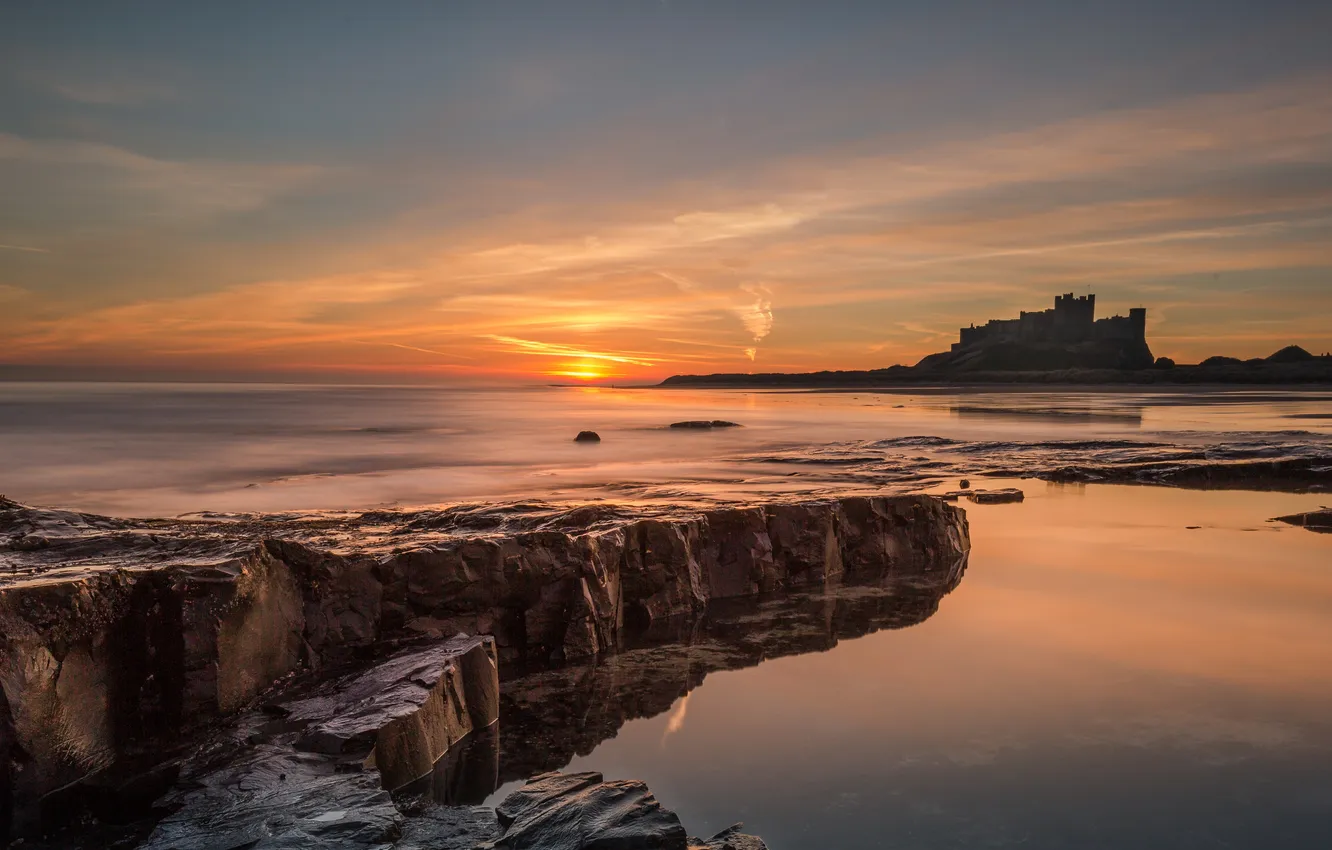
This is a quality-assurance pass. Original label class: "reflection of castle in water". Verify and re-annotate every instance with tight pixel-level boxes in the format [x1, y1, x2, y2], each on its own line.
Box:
[955, 293, 1146, 353]
[429, 553, 969, 802]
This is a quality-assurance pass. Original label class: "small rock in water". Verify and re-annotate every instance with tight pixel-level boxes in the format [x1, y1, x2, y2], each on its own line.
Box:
[669, 420, 742, 429]
[693, 823, 771, 850]
[940, 490, 972, 501]
[574, 431, 601, 443]
[1272, 508, 1332, 533]
[968, 488, 1024, 504]
[494, 771, 688, 849]
[959, 479, 971, 489]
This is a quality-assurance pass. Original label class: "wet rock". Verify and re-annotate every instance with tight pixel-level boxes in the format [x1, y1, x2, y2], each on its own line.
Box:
[669, 421, 741, 429]
[691, 824, 769, 850]
[284, 635, 499, 790]
[968, 488, 1025, 504]
[139, 746, 403, 850]
[573, 431, 601, 443]
[1273, 508, 1332, 533]
[489, 770, 688, 849]
[0, 493, 968, 837]
[959, 479, 971, 489]
[0, 546, 304, 835]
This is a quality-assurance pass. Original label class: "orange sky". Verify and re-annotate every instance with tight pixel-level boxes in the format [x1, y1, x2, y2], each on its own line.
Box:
[2, 4, 1331, 383]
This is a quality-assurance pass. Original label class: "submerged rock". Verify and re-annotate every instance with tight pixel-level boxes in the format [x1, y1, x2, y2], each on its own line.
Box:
[669, 420, 742, 429]
[1273, 508, 1332, 533]
[573, 431, 601, 442]
[968, 488, 1025, 504]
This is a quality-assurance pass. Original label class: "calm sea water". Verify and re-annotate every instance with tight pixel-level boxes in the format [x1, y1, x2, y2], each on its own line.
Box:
[1, 382, 1330, 849]
[0, 382, 1328, 515]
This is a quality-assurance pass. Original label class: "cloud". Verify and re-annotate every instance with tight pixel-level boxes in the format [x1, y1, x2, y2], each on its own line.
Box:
[0, 132, 325, 218]
[480, 335, 659, 366]
[0, 243, 50, 253]
[41, 76, 178, 106]
[737, 282, 774, 358]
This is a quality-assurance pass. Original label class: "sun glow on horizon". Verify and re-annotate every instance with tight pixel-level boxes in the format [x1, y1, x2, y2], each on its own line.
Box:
[545, 358, 614, 381]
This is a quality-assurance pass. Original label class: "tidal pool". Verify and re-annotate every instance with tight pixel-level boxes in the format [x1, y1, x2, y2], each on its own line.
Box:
[486, 482, 1332, 849]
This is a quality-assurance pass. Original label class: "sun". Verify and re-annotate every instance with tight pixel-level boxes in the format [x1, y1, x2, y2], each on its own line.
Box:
[546, 359, 611, 381]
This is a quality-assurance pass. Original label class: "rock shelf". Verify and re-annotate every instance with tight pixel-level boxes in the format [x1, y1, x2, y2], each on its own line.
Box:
[0, 493, 969, 845]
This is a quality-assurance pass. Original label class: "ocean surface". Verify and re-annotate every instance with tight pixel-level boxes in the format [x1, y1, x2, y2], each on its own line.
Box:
[2, 382, 1330, 849]
[0, 382, 1328, 516]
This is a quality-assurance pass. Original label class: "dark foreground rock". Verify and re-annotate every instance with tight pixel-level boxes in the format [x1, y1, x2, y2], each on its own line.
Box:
[283, 635, 499, 790]
[574, 431, 602, 442]
[1273, 508, 1332, 533]
[490, 771, 690, 849]
[0, 494, 969, 842]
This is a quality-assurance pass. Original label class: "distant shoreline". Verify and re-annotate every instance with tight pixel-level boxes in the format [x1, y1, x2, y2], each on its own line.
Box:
[658, 360, 1332, 389]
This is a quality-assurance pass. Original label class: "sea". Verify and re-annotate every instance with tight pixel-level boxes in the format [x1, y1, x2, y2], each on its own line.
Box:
[2, 381, 1330, 849]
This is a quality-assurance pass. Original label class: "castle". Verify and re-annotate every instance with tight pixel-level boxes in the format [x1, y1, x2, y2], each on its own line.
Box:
[953, 294, 1145, 352]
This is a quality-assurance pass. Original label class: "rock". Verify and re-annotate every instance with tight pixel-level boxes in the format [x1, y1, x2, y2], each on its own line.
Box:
[573, 431, 601, 443]
[691, 824, 770, 850]
[939, 490, 972, 501]
[489, 770, 688, 850]
[0, 545, 304, 836]
[1273, 508, 1332, 533]
[669, 421, 741, 429]
[968, 488, 1024, 504]
[0, 494, 969, 837]
[284, 635, 499, 790]
[139, 746, 403, 850]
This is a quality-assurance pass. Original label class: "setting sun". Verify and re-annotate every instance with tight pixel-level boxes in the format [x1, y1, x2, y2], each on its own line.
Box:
[546, 359, 611, 381]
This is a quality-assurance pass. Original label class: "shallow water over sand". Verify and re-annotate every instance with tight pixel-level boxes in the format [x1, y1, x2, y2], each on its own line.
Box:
[0, 383, 1328, 515]
[489, 482, 1332, 849]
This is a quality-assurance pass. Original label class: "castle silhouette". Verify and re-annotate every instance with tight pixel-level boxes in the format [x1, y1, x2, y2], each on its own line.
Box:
[953, 293, 1146, 353]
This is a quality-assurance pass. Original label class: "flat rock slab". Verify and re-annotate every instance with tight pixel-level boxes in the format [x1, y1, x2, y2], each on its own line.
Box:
[284, 634, 499, 790]
[489, 770, 689, 850]
[968, 488, 1025, 504]
[139, 746, 402, 850]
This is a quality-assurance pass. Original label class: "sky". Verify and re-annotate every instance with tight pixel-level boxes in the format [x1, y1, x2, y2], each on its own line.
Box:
[2, 0, 1331, 383]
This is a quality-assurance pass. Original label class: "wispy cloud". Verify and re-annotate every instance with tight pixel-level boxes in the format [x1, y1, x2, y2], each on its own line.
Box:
[0, 243, 50, 253]
[480, 335, 659, 366]
[0, 132, 325, 218]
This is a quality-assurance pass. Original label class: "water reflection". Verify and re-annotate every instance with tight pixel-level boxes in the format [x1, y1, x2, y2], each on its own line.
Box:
[453, 483, 1332, 849]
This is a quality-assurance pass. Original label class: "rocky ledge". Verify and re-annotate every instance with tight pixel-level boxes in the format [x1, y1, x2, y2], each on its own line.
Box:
[1273, 508, 1332, 533]
[0, 493, 968, 844]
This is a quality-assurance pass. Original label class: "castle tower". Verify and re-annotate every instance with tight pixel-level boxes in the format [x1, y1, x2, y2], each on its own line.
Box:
[1129, 307, 1146, 340]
